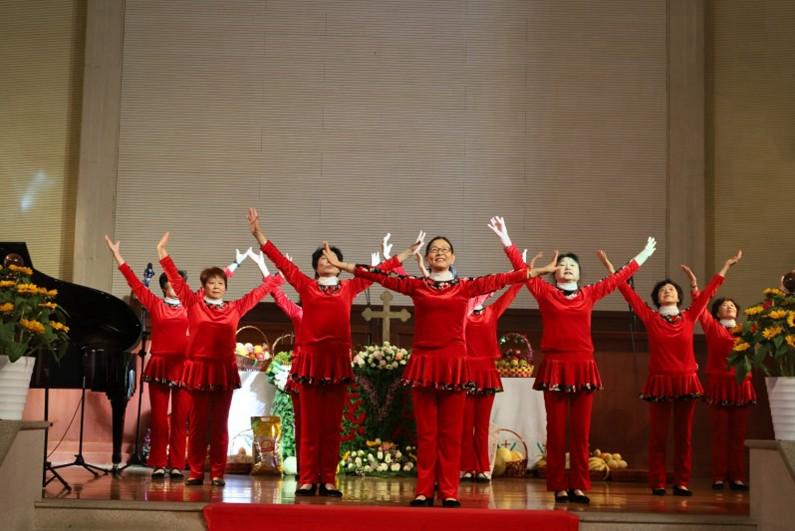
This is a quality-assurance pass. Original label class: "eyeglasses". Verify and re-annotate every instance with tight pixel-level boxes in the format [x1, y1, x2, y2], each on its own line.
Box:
[428, 247, 452, 255]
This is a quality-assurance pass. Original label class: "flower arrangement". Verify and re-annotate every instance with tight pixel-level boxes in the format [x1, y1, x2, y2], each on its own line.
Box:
[265, 351, 296, 460]
[352, 341, 409, 371]
[0, 263, 69, 362]
[497, 332, 534, 377]
[730, 287, 795, 380]
[339, 438, 416, 476]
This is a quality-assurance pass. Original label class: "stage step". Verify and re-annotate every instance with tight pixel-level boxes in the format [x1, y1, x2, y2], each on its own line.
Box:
[33, 499, 757, 531]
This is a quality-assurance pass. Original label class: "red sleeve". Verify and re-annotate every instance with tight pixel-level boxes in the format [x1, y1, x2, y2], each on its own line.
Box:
[464, 269, 528, 297]
[586, 259, 640, 302]
[261, 241, 312, 292]
[223, 262, 236, 279]
[271, 286, 303, 322]
[617, 282, 656, 323]
[119, 262, 160, 312]
[686, 274, 724, 323]
[487, 283, 523, 318]
[349, 255, 402, 294]
[160, 256, 200, 307]
[352, 265, 419, 295]
[503, 244, 526, 270]
[235, 275, 283, 316]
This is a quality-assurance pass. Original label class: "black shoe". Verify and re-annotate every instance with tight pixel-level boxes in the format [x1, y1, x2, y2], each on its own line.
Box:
[568, 489, 590, 504]
[319, 484, 343, 497]
[409, 496, 434, 507]
[295, 484, 317, 496]
[651, 487, 666, 496]
[712, 481, 725, 490]
[169, 468, 184, 480]
[554, 491, 569, 503]
[442, 498, 461, 508]
[151, 468, 166, 480]
[185, 477, 203, 486]
[729, 481, 749, 491]
[474, 473, 491, 483]
[211, 477, 225, 487]
[461, 472, 473, 482]
[673, 485, 693, 497]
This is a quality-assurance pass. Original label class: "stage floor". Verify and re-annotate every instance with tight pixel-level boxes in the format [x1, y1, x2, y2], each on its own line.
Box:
[43, 466, 749, 517]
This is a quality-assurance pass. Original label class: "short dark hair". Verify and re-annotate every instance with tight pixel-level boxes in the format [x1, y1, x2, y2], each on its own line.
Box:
[424, 236, 454, 257]
[711, 297, 740, 319]
[556, 252, 582, 277]
[650, 278, 683, 308]
[159, 270, 186, 291]
[200, 267, 227, 288]
[312, 245, 343, 272]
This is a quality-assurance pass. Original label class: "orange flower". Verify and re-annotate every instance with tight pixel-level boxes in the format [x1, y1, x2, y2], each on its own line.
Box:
[0, 280, 16, 288]
[39, 302, 58, 310]
[786, 335, 795, 349]
[745, 305, 764, 316]
[762, 326, 783, 340]
[8, 264, 33, 276]
[769, 310, 788, 320]
[0, 302, 14, 313]
[20, 318, 45, 334]
[16, 283, 39, 294]
[733, 341, 751, 352]
[788, 312, 795, 328]
[50, 321, 69, 333]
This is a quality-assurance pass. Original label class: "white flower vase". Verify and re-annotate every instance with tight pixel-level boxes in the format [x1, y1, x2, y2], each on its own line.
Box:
[0, 355, 36, 420]
[766, 377, 795, 441]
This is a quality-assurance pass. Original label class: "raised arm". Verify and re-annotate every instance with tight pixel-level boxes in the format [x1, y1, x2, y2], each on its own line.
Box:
[224, 247, 251, 279]
[686, 251, 740, 321]
[487, 283, 523, 318]
[235, 274, 285, 316]
[271, 286, 303, 323]
[157, 232, 201, 307]
[464, 268, 529, 297]
[106, 235, 160, 311]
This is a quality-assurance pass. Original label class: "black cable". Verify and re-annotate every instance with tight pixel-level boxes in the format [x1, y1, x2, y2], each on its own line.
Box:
[47, 397, 82, 459]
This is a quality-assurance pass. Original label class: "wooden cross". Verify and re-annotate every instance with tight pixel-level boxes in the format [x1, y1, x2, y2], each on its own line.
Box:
[362, 291, 411, 342]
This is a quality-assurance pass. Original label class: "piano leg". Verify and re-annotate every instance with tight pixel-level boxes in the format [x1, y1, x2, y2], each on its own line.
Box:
[108, 389, 130, 476]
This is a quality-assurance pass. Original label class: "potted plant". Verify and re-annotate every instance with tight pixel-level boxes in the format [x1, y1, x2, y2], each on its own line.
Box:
[0, 262, 69, 420]
[729, 274, 795, 440]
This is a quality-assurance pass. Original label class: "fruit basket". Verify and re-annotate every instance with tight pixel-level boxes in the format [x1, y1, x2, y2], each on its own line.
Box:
[493, 428, 528, 477]
[497, 332, 534, 377]
[235, 325, 272, 372]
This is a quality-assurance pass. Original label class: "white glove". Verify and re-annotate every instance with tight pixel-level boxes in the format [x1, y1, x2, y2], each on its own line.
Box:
[522, 249, 528, 264]
[488, 216, 512, 247]
[412, 230, 427, 256]
[370, 252, 380, 267]
[382, 233, 393, 259]
[634, 237, 657, 266]
[229, 247, 252, 273]
[247, 249, 270, 277]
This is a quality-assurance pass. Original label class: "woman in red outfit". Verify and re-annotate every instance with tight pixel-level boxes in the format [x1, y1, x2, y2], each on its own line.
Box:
[490, 217, 656, 504]
[247, 208, 407, 498]
[460, 283, 524, 482]
[601, 250, 742, 496]
[683, 266, 754, 491]
[323, 235, 532, 507]
[156, 232, 282, 486]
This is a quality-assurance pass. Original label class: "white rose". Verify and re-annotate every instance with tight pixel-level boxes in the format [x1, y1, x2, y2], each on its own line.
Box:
[391, 463, 401, 472]
[384, 454, 392, 463]
[377, 463, 389, 472]
[377, 451, 384, 460]
[403, 462, 414, 471]
[395, 450, 402, 459]
[363, 465, 372, 473]
[354, 457, 362, 466]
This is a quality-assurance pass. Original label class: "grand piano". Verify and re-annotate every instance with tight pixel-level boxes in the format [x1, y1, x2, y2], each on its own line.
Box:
[1, 242, 142, 469]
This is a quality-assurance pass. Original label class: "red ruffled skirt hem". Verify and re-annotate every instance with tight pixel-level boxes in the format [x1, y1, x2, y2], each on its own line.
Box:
[466, 357, 502, 395]
[640, 372, 703, 401]
[401, 353, 471, 391]
[180, 358, 240, 391]
[290, 346, 353, 385]
[143, 355, 185, 387]
[532, 358, 603, 393]
[705, 375, 756, 406]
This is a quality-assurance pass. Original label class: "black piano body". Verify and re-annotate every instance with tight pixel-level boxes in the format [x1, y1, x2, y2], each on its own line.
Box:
[1, 242, 142, 466]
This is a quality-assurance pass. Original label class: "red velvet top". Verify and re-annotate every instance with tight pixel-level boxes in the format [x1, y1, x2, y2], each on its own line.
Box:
[261, 241, 400, 384]
[465, 284, 522, 360]
[161, 255, 282, 390]
[353, 265, 528, 390]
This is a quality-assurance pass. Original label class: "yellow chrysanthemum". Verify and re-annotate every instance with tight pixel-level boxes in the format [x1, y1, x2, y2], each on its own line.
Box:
[0, 280, 16, 288]
[745, 305, 765, 316]
[16, 283, 39, 294]
[20, 318, 45, 334]
[0, 302, 14, 313]
[787, 335, 795, 349]
[730, 324, 744, 335]
[762, 326, 783, 340]
[769, 310, 788, 320]
[39, 302, 58, 310]
[8, 264, 33, 276]
[788, 312, 795, 328]
[733, 341, 751, 352]
[46, 289, 58, 297]
[764, 287, 785, 297]
[50, 321, 69, 333]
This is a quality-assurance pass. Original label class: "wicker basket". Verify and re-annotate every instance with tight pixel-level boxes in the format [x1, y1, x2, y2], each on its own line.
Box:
[496, 428, 528, 478]
[235, 325, 271, 372]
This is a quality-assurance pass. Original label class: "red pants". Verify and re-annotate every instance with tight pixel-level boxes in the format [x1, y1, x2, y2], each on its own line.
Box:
[460, 394, 495, 473]
[187, 388, 234, 479]
[412, 388, 467, 500]
[298, 383, 346, 485]
[147, 382, 190, 469]
[543, 391, 594, 492]
[648, 400, 696, 488]
[289, 389, 301, 475]
[709, 405, 749, 482]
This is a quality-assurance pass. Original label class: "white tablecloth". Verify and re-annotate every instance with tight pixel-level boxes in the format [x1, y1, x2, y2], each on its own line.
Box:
[489, 377, 546, 469]
[227, 370, 276, 457]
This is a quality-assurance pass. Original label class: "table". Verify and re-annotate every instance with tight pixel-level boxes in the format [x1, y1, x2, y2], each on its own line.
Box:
[490, 377, 547, 469]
